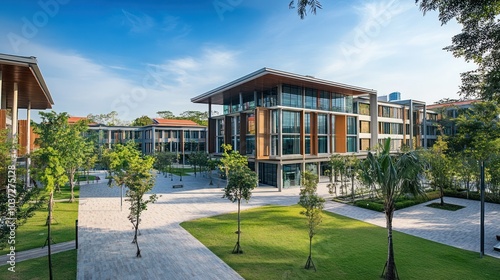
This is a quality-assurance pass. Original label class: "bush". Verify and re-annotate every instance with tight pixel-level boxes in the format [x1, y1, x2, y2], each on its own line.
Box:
[353, 191, 442, 212]
[354, 200, 384, 212]
[444, 189, 500, 204]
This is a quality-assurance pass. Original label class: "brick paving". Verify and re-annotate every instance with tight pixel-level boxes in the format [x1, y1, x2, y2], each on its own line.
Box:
[76, 172, 500, 279]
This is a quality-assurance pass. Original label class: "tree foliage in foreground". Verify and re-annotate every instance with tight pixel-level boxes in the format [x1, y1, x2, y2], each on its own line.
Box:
[107, 142, 158, 258]
[417, 0, 500, 102]
[359, 138, 425, 280]
[298, 171, 325, 271]
[0, 129, 44, 250]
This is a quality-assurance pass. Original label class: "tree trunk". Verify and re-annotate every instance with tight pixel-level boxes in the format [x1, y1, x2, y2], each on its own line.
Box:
[133, 197, 141, 258]
[47, 191, 54, 280]
[439, 187, 444, 206]
[232, 198, 243, 254]
[351, 172, 355, 203]
[384, 204, 396, 280]
[69, 171, 75, 203]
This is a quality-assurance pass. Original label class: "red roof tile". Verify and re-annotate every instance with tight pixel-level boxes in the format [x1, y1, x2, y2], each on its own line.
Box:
[68, 116, 87, 124]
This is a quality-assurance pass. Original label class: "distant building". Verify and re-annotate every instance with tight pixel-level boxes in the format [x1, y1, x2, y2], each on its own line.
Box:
[76, 117, 207, 163]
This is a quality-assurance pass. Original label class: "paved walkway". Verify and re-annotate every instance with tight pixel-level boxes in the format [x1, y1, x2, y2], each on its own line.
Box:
[77, 172, 500, 279]
[0, 241, 75, 265]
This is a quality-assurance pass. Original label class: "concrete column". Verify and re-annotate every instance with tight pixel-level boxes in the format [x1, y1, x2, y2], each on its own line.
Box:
[369, 93, 378, 150]
[254, 160, 259, 185]
[423, 105, 428, 148]
[152, 126, 156, 154]
[11, 83, 19, 162]
[409, 101, 414, 150]
[239, 92, 243, 111]
[26, 102, 31, 188]
[278, 108, 282, 157]
[277, 83, 282, 106]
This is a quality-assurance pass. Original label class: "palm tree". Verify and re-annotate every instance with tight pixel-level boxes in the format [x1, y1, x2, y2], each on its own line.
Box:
[360, 138, 425, 280]
[289, 0, 322, 19]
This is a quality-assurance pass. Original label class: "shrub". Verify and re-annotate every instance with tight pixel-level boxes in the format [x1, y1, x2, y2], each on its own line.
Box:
[444, 189, 500, 204]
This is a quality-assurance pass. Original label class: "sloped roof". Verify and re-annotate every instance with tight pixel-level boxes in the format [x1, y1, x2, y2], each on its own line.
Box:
[68, 116, 87, 124]
[427, 99, 478, 109]
[0, 53, 54, 109]
[152, 118, 204, 127]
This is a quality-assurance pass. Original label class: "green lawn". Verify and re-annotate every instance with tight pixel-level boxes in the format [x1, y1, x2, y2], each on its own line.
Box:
[1, 201, 78, 254]
[181, 205, 500, 280]
[0, 250, 76, 280]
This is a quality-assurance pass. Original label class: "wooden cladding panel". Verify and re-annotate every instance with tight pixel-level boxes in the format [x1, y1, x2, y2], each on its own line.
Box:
[256, 107, 270, 159]
[0, 110, 6, 129]
[335, 115, 347, 153]
[311, 112, 318, 155]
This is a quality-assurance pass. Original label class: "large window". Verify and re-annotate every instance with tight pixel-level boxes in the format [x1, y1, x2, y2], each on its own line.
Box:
[247, 114, 255, 134]
[360, 121, 370, 133]
[360, 139, 370, 151]
[282, 111, 301, 155]
[318, 114, 327, 134]
[260, 88, 277, 107]
[305, 88, 317, 109]
[282, 111, 301, 133]
[347, 116, 357, 135]
[359, 103, 370, 115]
[332, 93, 344, 112]
[319, 91, 330, 111]
[318, 114, 328, 153]
[347, 136, 357, 152]
[318, 136, 328, 153]
[282, 85, 302, 108]
[259, 163, 277, 187]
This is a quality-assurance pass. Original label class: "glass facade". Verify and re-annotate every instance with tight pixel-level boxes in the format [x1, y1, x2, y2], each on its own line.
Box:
[282, 111, 301, 155]
[283, 164, 301, 188]
[259, 163, 277, 187]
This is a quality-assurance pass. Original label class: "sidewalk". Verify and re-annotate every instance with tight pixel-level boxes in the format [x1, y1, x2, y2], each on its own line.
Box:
[0, 241, 76, 266]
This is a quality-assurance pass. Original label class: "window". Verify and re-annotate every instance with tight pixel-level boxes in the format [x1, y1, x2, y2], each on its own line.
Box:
[261, 88, 277, 107]
[360, 139, 370, 151]
[319, 91, 330, 111]
[318, 114, 327, 134]
[247, 114, 255, 134]
[347, 136, 357, 152]
[360, 121, 370, 133]
[332, 93, 345, 112]
[318, 136, 328, 153]
[282, 111, 301, 133]
[305, 113, 311, 134]
[283, 135, 300, 155]
[282, 85, 302, 108]
[347, 116, 357, 135]
[305, 88, 317, 109]
[246, 136, 255, 155]
[359, 103, 370, 115]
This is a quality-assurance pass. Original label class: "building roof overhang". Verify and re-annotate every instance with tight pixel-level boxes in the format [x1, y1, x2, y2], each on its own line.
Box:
[0, 53, 54, 110]
[191, 67, 376, 105]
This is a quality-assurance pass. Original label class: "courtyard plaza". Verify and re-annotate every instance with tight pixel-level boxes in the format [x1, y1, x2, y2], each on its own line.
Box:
[77, 171, 500, 279]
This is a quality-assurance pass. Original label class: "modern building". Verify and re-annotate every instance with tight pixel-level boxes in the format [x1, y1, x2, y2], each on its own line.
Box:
[191, 68, 438, 190]
[426, 99, 479, 136]
[79, 118, 207, 163]
[0, 54, 54, 156]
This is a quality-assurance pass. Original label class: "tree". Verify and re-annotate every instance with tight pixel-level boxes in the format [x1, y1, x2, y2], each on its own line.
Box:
[189, 151, 209, 177]
[154, 151, 177, 178]
[298, 171, 325, 271]
[417, 1, 500, 102]
[289, 0, 322, 19]
[157, 110, 175, 119]
[87, 111, 128, 126]
[33, 111, 91, 202]
[107, 142, 158, 258]
[219, 144, 248, 185]
[421, 136, 452, 206]
[222, 164, 257, 254]
[359, 138, 425, 280]
[0, 129, 45, 250]
[131, 115, 153, 127]
[178, 110, 209, 126]
[207, 158, 219, 185]
[31, 146, 68, 280]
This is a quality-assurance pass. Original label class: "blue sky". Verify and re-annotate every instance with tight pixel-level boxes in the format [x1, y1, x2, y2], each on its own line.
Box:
[1, 0, 472, 122]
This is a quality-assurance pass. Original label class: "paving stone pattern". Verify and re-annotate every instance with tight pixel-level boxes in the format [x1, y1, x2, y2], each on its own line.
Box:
[77, 172, 500, 280]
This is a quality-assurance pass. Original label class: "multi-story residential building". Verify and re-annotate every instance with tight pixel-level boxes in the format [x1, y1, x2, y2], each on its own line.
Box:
[78, 118, 207, 163]
[191, 68, 438, 190]
[426, 99, 478, 136]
